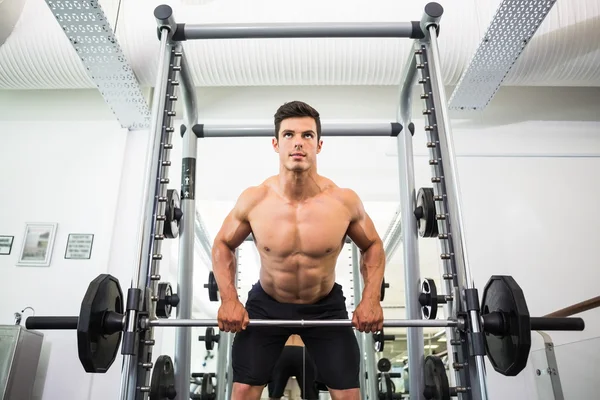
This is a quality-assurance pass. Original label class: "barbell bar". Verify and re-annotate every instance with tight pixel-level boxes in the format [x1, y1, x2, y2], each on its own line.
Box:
[26, 316, 458, 330]
[147, 318, 458, 328]
[26, 314, 583, 331]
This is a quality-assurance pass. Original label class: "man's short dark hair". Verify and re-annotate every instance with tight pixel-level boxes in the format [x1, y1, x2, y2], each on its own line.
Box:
[273, 101, 321, 141]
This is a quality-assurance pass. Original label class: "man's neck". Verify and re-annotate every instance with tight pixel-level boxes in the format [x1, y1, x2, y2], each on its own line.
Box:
[278, 168, 321, 201]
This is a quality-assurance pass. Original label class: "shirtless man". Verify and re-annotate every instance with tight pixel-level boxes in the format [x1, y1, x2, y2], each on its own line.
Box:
[211, 100, 386, 400]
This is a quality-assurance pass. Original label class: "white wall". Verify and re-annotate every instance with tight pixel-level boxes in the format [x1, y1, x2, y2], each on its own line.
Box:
[0, 89, 161, 400]
[0, 118, 129, 399]
[1, 85, 599, 400]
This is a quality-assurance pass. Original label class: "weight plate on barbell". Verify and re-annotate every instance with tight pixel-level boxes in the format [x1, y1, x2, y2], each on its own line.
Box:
[420, 278, 438, 320]
[416, 187, 438, 238]
[77, 274, 123, 373]
[481, 275, 531, 377]
[156, 282, 173, 319]
[205, 327, 219, 351]
[380, 278, 389, 301]
[164, 189, 182, 239]
[150, 355, 177, 400]
[423, 355, 450, 400]
[206, 272, 219, 302]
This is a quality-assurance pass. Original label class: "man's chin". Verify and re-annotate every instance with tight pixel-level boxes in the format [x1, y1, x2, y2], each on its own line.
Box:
[285, 164, 309, 172]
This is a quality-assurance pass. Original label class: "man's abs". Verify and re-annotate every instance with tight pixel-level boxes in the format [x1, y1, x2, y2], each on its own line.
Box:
[247, 186, 351, 304]
[258, 255, 338, 303]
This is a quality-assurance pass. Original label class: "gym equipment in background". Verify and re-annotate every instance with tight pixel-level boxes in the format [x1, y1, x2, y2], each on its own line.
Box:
[24, 1, 571, 399]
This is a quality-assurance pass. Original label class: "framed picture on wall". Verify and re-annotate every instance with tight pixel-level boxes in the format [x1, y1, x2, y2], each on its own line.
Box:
[65, 233, 94, 260]
[0, 236, 14, 255]
[17, 223, 58, 267]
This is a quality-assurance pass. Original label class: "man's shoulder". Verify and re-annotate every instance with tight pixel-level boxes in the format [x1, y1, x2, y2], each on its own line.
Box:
[320, 178, 361, 206]
[235, 177, 276, 210]
[238, 183, 270, 203]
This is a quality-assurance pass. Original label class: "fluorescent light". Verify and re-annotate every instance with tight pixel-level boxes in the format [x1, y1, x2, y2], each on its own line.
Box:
[424, 344, 439, 349]
[437, 337, 447, 342]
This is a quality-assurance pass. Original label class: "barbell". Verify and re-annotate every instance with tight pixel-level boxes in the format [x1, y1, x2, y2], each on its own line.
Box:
[418, 275, 585, 376]
[25, 273, 585, 378]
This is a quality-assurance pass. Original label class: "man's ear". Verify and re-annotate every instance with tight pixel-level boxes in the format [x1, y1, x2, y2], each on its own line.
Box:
[316, 139, 323, 154]
[272, 137, 279, 152]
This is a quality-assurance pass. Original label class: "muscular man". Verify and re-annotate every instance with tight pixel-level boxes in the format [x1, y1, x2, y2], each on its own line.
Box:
[268, 335, 319, 400]
[211, 100, 386, 400]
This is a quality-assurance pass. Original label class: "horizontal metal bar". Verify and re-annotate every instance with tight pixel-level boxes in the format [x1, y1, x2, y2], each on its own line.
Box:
[149, 318, 457, 328]
[180, 22, 421, 40]
[193, 122, 402, 138]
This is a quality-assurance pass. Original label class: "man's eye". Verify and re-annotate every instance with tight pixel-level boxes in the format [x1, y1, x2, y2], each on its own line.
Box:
[304, 134, 313, 138]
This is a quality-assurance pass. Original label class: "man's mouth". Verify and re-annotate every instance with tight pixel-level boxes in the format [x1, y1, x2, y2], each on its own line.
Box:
[290, 153, 305, 157]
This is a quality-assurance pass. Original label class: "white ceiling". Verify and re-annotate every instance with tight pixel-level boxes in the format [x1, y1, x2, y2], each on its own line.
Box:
[0, 0, 599, 89]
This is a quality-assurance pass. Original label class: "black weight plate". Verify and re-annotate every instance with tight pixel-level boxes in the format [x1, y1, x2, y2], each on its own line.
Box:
[164, 189, 181, 239]
[416, 187, 438, 238]
[423, 355, 450, 400]
[156, 282, 173, 319]
[200, 372, 216, 400]
[481, 275, 531, 376]
[380, 278, 389, 301]
[150, 355, 177, 400]
[205, 327, 218, 351]
[377, 357, 392, 373]
[77, 274, 123, 373]
[207, 272, 219, 302]
[420, 278, 438, 320]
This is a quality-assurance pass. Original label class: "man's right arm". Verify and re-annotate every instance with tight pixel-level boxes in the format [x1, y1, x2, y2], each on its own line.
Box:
[212, 186, 262, 303]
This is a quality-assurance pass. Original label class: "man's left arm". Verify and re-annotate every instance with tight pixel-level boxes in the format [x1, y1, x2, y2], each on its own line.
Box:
[343, 189, 386, 332]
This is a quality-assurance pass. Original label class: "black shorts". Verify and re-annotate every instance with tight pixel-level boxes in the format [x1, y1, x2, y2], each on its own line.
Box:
[232, 281, 360, 391]
[267, 346, 319, 399]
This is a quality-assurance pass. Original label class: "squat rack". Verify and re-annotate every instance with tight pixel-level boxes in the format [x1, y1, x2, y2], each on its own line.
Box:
[123, 3, 488, 400]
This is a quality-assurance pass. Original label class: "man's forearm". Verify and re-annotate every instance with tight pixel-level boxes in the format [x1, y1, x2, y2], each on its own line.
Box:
[212, 241, 239, 302]
[359, 239, 386, 301]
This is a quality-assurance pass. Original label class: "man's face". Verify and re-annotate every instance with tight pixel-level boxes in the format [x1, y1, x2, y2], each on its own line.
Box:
[272, 116, 322, 173]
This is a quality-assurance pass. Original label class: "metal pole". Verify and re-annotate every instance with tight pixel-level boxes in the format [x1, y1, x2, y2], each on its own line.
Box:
[119, 27, 172, 400]
[181, 21, 421, 40]
[352, 244, 379, 400]
[351, 245, 367, 399]
[175, 44, 199, 400]
[226, 335, 234, 400]
[396, 44, 424, 400]
[215, 249, 239, 400]
[426, 24, 489, 399]
[195, 122, 401, 138]
[216, 334, 230, 400]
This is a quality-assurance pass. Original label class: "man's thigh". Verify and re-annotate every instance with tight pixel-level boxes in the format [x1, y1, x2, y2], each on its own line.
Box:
[299, 327, 361, 391]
